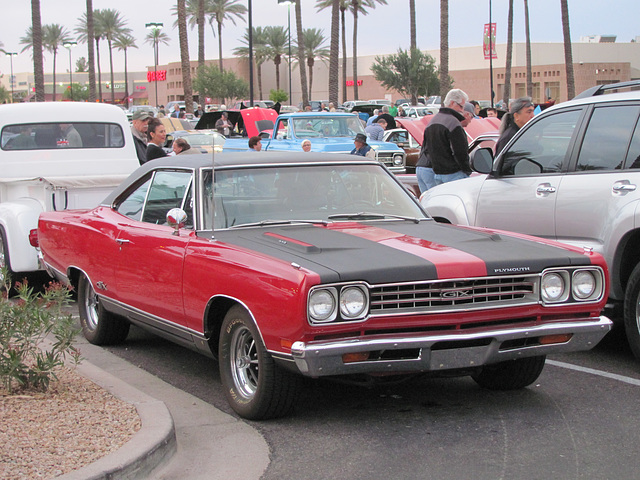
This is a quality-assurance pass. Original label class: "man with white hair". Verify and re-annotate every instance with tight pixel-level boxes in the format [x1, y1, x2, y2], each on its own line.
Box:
[416, 88, 471, 191]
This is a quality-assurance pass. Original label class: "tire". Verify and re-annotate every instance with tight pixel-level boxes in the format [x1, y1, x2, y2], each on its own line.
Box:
[77, 274, 130, 345]
[472, 355, 546, 390]
[623, 263, 640, 359]
[219, 305, 301, 420]
[0, 227, 15, 288]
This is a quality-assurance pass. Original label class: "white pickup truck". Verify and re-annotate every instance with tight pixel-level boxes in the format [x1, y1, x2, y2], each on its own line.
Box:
[0, 102, 140, 283]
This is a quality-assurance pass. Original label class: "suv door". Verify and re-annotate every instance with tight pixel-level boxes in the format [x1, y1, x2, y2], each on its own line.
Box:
[474, 108, 585, 239]
[554, 103, 640, 259]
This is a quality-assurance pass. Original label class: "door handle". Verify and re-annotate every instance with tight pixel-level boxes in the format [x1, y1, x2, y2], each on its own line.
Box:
[116, 238, 131, 245]
[613, 182, 636, 193]
[536, 184, 556, 195]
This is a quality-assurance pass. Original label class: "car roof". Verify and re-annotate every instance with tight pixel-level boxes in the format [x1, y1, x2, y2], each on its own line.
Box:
[0, 102, 130, 124]
[544, 88, 640, 113]
[102, 152, 379, 204]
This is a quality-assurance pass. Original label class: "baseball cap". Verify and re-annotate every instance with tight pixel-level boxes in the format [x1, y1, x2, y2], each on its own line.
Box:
[132, 110, 152, 121]
[354, 133, 368, 144]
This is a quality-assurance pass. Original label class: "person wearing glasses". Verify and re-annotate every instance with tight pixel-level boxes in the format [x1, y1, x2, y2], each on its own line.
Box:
[416, 88, 471, 192]
[495, 97, 536, 154]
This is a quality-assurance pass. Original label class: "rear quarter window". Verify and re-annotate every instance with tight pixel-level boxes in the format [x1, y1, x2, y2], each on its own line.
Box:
[1, 122, 125, 150]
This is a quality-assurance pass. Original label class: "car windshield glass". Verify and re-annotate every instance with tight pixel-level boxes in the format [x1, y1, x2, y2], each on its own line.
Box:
[291, 116, 364, 138]
[178, 132, 224, 148]
[202, 164, 426, 229]
[1, 122, 125, 150]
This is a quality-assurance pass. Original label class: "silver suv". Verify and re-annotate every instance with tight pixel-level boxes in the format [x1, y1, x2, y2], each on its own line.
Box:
[420, 81, 640, 358]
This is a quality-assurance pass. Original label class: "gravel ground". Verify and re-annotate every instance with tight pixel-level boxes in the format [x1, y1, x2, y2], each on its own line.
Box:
[0, 367, 141, 479]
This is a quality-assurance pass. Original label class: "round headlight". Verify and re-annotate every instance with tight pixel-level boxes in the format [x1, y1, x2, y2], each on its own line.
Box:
[393, 154, 404, 166]
[541, 272, 565, 302]
[340, 286, 367, 318]
[573, 270, 596, 299]
[309, 289, 336, 322]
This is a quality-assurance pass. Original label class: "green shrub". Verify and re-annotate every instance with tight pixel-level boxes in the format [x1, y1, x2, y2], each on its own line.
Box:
[0, 269, 80, 393]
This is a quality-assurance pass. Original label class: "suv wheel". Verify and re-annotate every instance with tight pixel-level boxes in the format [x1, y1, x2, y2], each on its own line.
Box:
[623, 263, 640, 359]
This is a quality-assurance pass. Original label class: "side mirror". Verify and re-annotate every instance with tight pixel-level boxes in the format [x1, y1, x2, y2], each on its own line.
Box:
[166, 208, 187, 235]
[470, 148, 494, 174]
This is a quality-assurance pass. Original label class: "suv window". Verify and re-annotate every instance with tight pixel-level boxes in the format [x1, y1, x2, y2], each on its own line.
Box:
[498, 109, 582, 176]
[575, 105, 640, 171]
[1, 122, 125, 150]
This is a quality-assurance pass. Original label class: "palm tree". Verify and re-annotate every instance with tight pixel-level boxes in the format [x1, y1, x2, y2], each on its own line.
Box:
[439, 0, 448, 101]
[197, 0, 205, 69]
[144, 28, 171, 65]
[265, 26, 288, 91]
[113, 33, 136, 107]
[31, 0, 45, 101]
[85, 0, 97, 102]
[295, 0, 309, 106]
[233, 27, 269, 100]
[296, 28, 329, 98]
[76, 11, 105, 102]
[350, 0, 387, 100]
[43, 24, 73, 101]
[409, 0, 416, 50]
[170, 0, 207, 69]
[177, 0, 194, 114]
[560, 0, 575, 99]
[208, 0, 247, 71]
[316, 0, 350, 103]
[503, 0, 513, 107]
[96, 9, 130, 103]
[328, 0, 340, 106]
[524, 0, 532, 98]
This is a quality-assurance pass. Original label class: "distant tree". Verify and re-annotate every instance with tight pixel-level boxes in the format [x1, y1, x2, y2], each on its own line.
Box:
[43, 24, 73, 101]
[409, 0, 416, 50]
[295, 28, 329, 98]
[294, 0, 309, 106]
[0, 84, 10, 103]
[208, 0, 247, 71]
[439, 0, 449, 100]
[143, 28, 171, 64]
[96, 9, 130, 103]
[524, 0, 532, 98]
[63, 83, 89, 101]
[31, 0, 45, 101]
[193, 64, 248, 105]
[350, 0, 387, 100]
[76, 10, 104, 101]
[328, 0, 340, 106]
[233, 27, 269, 100]
[177, 0, 194, 114]
[85, 0, 96, 101]
[560, 0, 575, 99]
[265, 26, 288, 91]
[503, 0, 513, 107]
[170, 0, 206, 69]
[75, 57, 88, 72]
[269, 89, 288, 103]
[371, 48, 439, 105]
[113, 34, 136, 105]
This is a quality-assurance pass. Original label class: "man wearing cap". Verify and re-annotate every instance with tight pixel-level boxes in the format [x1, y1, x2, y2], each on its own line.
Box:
[131, 110, 151, 165]
[351, 133, 376, 159]
[495, 97, 535, 154]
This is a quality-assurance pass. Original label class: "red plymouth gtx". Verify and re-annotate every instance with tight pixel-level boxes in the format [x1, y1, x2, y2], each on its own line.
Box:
[35, 152, 612, 420]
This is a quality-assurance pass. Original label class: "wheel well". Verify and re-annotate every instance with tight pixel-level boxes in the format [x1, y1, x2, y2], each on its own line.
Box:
[204, 296, 240, 357]
[615, 229, 640, 296]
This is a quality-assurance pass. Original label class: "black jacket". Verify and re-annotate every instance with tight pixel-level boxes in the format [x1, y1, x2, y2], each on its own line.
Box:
[495, 123, 519, 155]
[132, 131, 148, 165]
[421, 107, 470, 175]
[146, 143, 168, 162]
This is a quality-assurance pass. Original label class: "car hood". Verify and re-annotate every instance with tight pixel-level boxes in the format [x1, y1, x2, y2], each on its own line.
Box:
[214, 221, 592, 284]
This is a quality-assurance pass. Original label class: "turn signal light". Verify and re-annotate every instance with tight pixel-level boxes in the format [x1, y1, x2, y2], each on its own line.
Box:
[539, 333, 572, 345]
[342, 352, 370, 363]
[29, 229, 39, 247]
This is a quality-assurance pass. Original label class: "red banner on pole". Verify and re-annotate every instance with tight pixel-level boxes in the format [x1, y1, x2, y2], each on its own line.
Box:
[483, 23, 497, 60]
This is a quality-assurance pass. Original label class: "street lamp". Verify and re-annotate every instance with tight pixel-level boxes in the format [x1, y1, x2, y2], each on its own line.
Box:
[63, 41, 77, 101]
[278, 0, 293, 104]
[145, 22, 164, 107]
[6, 52, 17, 103]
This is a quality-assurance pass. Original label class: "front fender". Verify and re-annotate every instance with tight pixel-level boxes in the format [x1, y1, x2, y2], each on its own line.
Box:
[0, 198, 44, 272]
[421, 193, 471, 225]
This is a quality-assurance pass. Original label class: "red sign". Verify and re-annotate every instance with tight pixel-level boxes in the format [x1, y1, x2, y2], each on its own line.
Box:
[483, 23, 497, 60]
[345, 80, 363, 87]
[147, 70, 167, 82]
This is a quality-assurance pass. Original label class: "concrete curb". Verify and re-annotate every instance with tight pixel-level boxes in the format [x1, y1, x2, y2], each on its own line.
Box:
[57, 360, 177, 480]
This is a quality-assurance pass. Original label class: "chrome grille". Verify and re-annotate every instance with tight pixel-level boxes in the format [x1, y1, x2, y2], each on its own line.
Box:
[370, 275, 538, 315]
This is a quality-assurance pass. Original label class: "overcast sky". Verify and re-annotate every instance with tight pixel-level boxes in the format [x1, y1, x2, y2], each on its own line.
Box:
[2, 0, 638, 75]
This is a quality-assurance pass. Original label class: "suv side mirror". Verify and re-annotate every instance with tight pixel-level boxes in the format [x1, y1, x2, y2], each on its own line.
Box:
[470, 148, 494, 174]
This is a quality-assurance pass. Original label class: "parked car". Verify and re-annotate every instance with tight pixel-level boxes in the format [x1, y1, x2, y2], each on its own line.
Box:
[403, 106, 435, 118]
[166, 130, 225, 153]
[0, 102, 139, 283]
[420, 80, 640, 357]
[36, 152, 612, 419]
[165, 100, 199, 115]
[342, 100, 370, 111]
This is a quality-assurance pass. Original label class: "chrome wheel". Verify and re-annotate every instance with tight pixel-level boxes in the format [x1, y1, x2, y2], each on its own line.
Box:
[229, 325, 259, 400]
[81, 277, 100, 331]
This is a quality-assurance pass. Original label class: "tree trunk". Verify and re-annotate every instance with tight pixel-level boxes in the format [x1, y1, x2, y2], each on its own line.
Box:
[341, 7, 347, 103]
[308, 58, 314, 98]
[409, 0, 416, 50]
[524, 0, 532, 98]
[86, 0, 96, 102]
[52, 51, 57, 101]
[123, 49, 129, 107]
[108, 39, 115, 103]
[218, 21, 223, 71]
[295, 0, 309, 107]
[328, 0, 340, 106]
[197, 0, 205, 69]
[275, 56, 281, 91]
[560, 0, 575, 100]
[439, 0, 449, 100]
[351, 1, 359, 100]
[503, 0, 513, 106]
[258, 64, 263, 101]
[31, 0, 45, 102]
[96, 38, 103, 102]
[178, 0, 193, 113]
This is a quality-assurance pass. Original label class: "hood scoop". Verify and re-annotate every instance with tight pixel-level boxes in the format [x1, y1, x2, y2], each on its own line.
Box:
[262, 231, 321, 253]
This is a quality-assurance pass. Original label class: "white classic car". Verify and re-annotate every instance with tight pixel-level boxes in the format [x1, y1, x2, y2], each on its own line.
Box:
[0, 102, 140, 283]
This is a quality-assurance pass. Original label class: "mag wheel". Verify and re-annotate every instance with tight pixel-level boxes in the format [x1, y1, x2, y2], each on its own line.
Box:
[77, 274, 129, 345]
[472, 356, 546, 390]
[219, 305, 300, 420]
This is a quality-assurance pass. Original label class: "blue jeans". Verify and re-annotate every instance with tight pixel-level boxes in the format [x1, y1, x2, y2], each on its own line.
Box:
[433, 171, 469, 186]
[416, 167, 436, 193]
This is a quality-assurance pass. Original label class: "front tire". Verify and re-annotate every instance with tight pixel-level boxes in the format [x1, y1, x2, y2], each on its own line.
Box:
[623, 263, 640, 359]
[219, 305, 300, 420]
[472, 356, 546, 390]
[78, 274, 130, 345]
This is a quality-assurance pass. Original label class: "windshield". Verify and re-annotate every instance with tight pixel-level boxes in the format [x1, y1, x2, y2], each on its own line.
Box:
[202, 164, 426, 229]
[291, 116, 365, 138]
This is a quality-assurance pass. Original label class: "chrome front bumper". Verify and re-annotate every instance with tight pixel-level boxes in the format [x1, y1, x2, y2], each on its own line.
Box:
[290, 316, 612, 377]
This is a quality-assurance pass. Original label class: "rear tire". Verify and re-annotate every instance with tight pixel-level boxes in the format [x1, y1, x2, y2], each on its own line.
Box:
[219, 305, 300, 420]
[472, 356, 546, 390]
[623, 263, 640, 359]
[0, 227, 15, 289]
[78, 274, 130, 345]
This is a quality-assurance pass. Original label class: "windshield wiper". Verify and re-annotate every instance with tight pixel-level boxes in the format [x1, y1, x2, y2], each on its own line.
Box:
[327, 212, 427, 223]
[230, 219, 329, 229]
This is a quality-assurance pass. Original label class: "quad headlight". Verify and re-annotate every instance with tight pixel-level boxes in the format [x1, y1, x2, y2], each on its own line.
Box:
[308, 283, 369, 324]
[541, 272, 567, 303]
[541, 267, 604, 304]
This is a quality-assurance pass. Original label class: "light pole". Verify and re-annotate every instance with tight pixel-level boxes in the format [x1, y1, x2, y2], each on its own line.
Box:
[63, 41, 77, 101]
[278, 0, 293, 105]
[145, 22, 163, 107]
[6, 52, 17, 103]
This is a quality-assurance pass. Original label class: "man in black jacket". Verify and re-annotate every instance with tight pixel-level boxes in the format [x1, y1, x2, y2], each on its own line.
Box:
[417, 89, 470, 190]
[131, 110, 151, 165]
